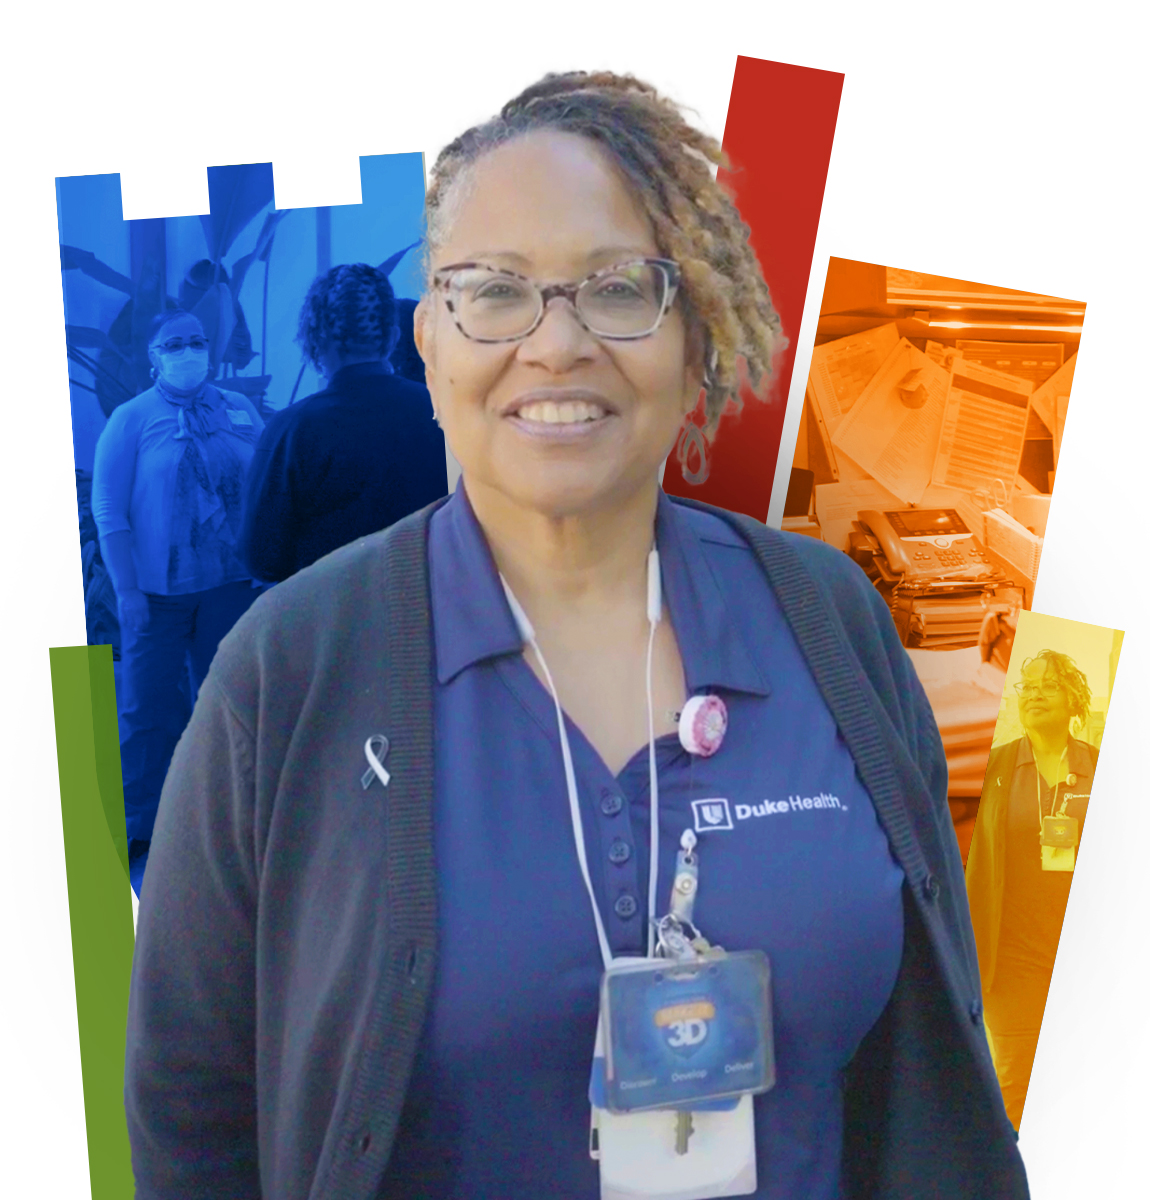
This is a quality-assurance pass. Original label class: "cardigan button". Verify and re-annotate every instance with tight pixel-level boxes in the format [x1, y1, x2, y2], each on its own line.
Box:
[922, 874, 940, 901]
[969, 998, 983, 1025]
[357, 1129, 372, 1156]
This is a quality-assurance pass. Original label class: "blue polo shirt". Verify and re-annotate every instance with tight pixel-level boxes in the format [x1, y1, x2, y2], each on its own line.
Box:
[378, 488, 905, 1199]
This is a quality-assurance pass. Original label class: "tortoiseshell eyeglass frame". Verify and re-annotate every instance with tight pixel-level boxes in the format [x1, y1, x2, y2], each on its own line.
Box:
[431, 257, 682, 343]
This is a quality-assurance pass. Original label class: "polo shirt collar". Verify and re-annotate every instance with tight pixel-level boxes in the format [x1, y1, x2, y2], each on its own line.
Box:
[430, 486, 525, 685]
[429, 485, 768, 698]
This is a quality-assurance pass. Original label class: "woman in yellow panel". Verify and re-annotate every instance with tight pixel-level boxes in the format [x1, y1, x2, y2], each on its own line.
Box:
[966, 649, 1096, 1129]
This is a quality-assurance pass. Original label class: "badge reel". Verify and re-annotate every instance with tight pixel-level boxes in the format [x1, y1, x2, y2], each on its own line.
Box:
[589, 831, 775, 1200]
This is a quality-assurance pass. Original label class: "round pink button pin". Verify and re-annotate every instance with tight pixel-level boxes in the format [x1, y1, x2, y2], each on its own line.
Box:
[678, 694, 728, 757]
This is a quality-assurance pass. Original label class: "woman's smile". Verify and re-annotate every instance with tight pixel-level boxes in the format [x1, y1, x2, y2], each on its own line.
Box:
[502, 386, 616, 439]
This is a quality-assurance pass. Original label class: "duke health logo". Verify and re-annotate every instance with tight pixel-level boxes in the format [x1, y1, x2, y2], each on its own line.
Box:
[692, 793, 847, 833]
[691, 798, 733, 832]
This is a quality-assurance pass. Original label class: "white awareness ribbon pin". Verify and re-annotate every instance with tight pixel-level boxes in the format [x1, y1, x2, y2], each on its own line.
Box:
[361, 734, 391, 789]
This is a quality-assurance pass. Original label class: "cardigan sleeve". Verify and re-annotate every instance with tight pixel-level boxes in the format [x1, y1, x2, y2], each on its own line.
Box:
[125, 671, 262, 1200]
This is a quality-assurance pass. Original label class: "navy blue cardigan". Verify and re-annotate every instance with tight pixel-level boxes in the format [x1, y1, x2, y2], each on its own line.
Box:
[126, 496, 1029, 1199]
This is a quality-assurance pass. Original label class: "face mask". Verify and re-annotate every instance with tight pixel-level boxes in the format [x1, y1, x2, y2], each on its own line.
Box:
[157, 347, 210, 392]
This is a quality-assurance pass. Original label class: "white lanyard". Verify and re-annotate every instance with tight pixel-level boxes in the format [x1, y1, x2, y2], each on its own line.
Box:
[501, 550, 663, 969]
[1035, 743, 1069, 830]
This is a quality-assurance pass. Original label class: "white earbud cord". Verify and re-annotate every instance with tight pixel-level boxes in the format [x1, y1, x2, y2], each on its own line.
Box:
[644, 550, 662, 959]
[501, 551, 663, 970]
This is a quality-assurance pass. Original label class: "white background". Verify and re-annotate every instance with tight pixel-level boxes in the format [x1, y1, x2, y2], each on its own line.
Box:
[1, 1, 1146, 1195]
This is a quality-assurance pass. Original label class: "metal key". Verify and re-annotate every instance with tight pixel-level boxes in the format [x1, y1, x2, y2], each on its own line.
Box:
[674, 1109, 694, 1155]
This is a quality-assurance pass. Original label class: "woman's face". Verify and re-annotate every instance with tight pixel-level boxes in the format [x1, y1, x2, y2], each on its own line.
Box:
[416, 130, 703, 520]
[1018, 659, 1073, 737]
[149, 313, 210, 394]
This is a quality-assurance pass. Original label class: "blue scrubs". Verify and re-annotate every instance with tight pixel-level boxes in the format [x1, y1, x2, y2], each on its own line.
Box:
[379, 489, 905, 1199]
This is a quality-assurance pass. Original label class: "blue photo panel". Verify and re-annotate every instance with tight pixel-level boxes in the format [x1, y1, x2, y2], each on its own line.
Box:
[57, 156, 446, 895]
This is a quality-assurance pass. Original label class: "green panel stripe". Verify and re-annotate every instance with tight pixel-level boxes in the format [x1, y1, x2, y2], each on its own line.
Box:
[49, 644, 135, 1199]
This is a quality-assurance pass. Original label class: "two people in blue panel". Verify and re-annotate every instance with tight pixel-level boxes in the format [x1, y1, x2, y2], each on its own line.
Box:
[93, 270, 445, 895]
[125, 71, 1029, 1199]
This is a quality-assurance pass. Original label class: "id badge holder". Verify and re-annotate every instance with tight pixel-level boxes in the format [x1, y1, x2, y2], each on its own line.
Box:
[586, 833, 772, 1199]
[1041, 814, 1079, 872]
[600, 951, 774, 1112]
[590, 1010, 759, 1200]
[589, 952, 773, 1199]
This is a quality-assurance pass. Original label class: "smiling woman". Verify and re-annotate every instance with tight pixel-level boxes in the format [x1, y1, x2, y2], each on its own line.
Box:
[420, 132, 701, 537]
[125, 71, 1028, 1200]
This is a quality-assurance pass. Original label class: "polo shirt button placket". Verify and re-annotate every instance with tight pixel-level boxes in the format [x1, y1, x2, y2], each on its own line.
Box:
[608, 839, 632, 865]
[600, 788, 624, 816]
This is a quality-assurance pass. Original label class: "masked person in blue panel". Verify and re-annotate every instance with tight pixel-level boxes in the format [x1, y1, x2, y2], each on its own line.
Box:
[91, 309, 264, 896]
[126, 73, 1028, 1200]
[966, 650, 1096, 1131]
[239, 265, 447, 583]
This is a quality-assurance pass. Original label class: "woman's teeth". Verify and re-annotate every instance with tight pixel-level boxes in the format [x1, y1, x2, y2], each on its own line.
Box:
[515, 400, 606, 424]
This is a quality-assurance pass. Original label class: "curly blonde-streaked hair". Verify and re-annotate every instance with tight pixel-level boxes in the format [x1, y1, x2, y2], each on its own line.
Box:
[422, 70, 785, 474]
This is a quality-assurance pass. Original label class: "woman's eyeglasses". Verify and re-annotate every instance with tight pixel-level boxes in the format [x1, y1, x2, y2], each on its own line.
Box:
[153, 336, 210, 353]
[1014, 679, 1064, 699]
[432, 258, 681, 343]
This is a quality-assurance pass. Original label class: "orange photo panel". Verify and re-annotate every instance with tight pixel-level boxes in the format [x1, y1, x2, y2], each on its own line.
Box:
[784, 257, 1083, 861]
